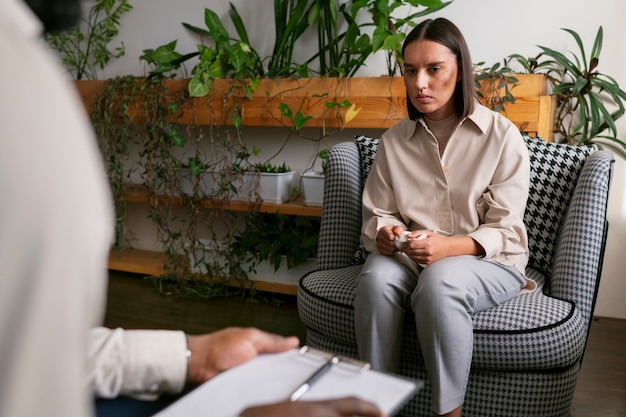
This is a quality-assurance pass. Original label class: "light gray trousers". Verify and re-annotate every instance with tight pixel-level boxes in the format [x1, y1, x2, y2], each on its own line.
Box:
[354, 253, 526, 414]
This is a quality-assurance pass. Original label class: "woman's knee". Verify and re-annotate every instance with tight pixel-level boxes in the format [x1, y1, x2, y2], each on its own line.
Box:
[355, 254, 417, 302]
[412, 257, 471, 308]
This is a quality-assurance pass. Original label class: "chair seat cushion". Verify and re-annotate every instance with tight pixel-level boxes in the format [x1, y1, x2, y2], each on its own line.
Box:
[298, 266, 586, 371]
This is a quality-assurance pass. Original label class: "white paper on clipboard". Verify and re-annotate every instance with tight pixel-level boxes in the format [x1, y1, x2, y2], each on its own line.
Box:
[154, 346, 423, 417]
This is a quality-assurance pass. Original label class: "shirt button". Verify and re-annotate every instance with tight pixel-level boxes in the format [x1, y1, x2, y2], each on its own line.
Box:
[444, 166, 449, 172]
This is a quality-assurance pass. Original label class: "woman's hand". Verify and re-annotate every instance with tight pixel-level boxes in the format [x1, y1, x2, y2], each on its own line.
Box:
[402, 232, 484, 265]
[240, 397, 385, 417]
[375, 225, 405, 255]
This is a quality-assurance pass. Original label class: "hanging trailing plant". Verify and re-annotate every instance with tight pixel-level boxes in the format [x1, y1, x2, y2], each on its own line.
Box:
[473, 60, 519, 114]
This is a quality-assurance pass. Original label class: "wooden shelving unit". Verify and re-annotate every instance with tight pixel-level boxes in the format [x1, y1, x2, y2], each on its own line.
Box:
[109, 187, 321, 294]
[121, 186, 322, 217]
[108, 248, 300, 295]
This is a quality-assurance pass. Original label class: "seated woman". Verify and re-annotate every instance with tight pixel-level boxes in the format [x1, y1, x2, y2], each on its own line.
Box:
[354, 17, 535, 417]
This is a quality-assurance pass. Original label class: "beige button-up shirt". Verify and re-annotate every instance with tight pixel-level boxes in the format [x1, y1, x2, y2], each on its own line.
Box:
[361, 102, 531, 282]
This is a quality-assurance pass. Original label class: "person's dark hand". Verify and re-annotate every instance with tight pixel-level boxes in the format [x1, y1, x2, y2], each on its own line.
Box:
[239, 397, 386, 417]
[186, 327, 299, 385]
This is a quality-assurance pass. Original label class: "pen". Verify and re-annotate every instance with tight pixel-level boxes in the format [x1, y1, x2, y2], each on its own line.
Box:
[289, 356, 340, 401]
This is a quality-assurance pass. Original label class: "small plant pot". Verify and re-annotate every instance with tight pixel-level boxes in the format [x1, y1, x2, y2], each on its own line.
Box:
[236, 171, 295, 203]
[187, 239, 228, 274]
[302, 171, 325, 206]
[178, 169, 237, 199]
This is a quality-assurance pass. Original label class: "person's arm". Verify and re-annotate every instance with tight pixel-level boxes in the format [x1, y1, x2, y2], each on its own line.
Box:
[88, 327, 188, 399]
[88, 327, 300, 399]
[467, 129, 530, 260]
[361, 138, 406, 253]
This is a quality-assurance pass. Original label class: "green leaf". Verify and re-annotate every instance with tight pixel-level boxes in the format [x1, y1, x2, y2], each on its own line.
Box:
[169, 128, 186, 147]
[204, 8, 230, 46]
[229, 3, 251, 45]
[182, 22, 211, 37]
[278, 103, 293, 118]
[562, 27, 587, 70]
[188, 157, 204, 176]
[188, 76, 211, 97]
[293, 112, 313, 130]
[590, 26, 603, 62]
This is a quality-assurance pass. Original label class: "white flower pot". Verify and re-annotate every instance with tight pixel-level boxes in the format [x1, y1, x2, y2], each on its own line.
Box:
[235, 171, 295, 203]
[302, 171, 325, 206]
[177, 169, 223, 197]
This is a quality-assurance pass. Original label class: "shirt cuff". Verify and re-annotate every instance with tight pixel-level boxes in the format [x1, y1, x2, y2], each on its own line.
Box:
[121, 329, 188, 398]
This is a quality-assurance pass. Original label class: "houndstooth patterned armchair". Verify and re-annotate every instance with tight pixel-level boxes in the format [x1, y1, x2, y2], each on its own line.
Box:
[297, 135, 614, 416]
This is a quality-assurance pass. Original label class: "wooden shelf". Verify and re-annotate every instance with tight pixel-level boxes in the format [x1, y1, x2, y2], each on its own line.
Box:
[121, 185, 322, 217]
[75, 77, 407, 130]
[108, 247, 298, 296]
[75, 74, 554, 139]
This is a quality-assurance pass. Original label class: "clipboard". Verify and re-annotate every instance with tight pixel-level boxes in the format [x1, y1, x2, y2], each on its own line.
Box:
[154, 346, 423, 417]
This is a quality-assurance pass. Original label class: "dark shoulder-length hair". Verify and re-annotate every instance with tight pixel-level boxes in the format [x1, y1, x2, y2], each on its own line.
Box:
[402, 18, 476, 120]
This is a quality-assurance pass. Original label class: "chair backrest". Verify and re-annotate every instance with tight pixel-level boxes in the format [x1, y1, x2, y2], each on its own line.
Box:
[318, 135, 611, 290]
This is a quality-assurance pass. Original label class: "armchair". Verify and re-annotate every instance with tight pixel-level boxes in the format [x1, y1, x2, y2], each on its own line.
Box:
[297, 135, 613, 416]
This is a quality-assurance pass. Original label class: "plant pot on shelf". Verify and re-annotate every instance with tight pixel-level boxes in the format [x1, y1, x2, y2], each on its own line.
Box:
[302, 171, 325, 207]
[235, 171, 295, 204]
[178, 169, 226, 198]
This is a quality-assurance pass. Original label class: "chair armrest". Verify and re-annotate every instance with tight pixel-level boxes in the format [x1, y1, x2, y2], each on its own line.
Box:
[317, 141, 364, 270]
[549, 150, 614, 324]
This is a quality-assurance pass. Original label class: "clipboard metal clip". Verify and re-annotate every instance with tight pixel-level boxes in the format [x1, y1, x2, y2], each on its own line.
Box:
[289, 346, 372, 401]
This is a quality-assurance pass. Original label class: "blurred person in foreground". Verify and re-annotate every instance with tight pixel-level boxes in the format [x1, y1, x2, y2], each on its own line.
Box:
[0, 1, 383, 416]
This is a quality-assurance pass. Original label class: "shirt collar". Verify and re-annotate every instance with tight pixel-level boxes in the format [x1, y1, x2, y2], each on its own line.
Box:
[405, 100, 491, 140]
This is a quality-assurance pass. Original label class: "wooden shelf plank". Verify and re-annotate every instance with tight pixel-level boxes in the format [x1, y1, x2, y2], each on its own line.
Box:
[109, 248, 168, 276]
[120, 186, 322, 217]
[76, 74, 553, 139]
[108, 248, 298, 296]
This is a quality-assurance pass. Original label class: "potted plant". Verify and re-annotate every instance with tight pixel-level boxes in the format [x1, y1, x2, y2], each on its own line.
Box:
[240, 161, 295, 204]
[230, 213, 319, 284]
[302, 149, 327, 207]
[44, 0, 132, 80]
[507, 26, 626, 156]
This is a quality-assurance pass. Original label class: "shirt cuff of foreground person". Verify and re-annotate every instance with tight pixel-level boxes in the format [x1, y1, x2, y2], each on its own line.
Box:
[89, 327, 188, 400]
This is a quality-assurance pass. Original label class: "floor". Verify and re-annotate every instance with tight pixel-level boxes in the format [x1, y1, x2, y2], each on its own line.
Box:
[104, 271, 626, 416]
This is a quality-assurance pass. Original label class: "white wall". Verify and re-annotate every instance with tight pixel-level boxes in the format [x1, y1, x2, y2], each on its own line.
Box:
[96, 0, 626, 319]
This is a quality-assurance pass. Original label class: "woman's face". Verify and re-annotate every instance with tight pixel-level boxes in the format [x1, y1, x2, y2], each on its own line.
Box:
[403, 40, 460, 121]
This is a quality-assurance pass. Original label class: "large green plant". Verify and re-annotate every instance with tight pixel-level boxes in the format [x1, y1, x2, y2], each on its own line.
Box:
[509, 26, 626, 153]
[268, 0, 312, 77]
[44, 0, 132, 80]
[231, 213, 319, 272]
[144, 0, 453, 84]
[350, 0, 453, 76]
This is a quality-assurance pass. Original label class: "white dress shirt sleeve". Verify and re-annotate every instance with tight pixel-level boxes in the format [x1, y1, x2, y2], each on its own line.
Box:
[88, 327, 188, 399]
